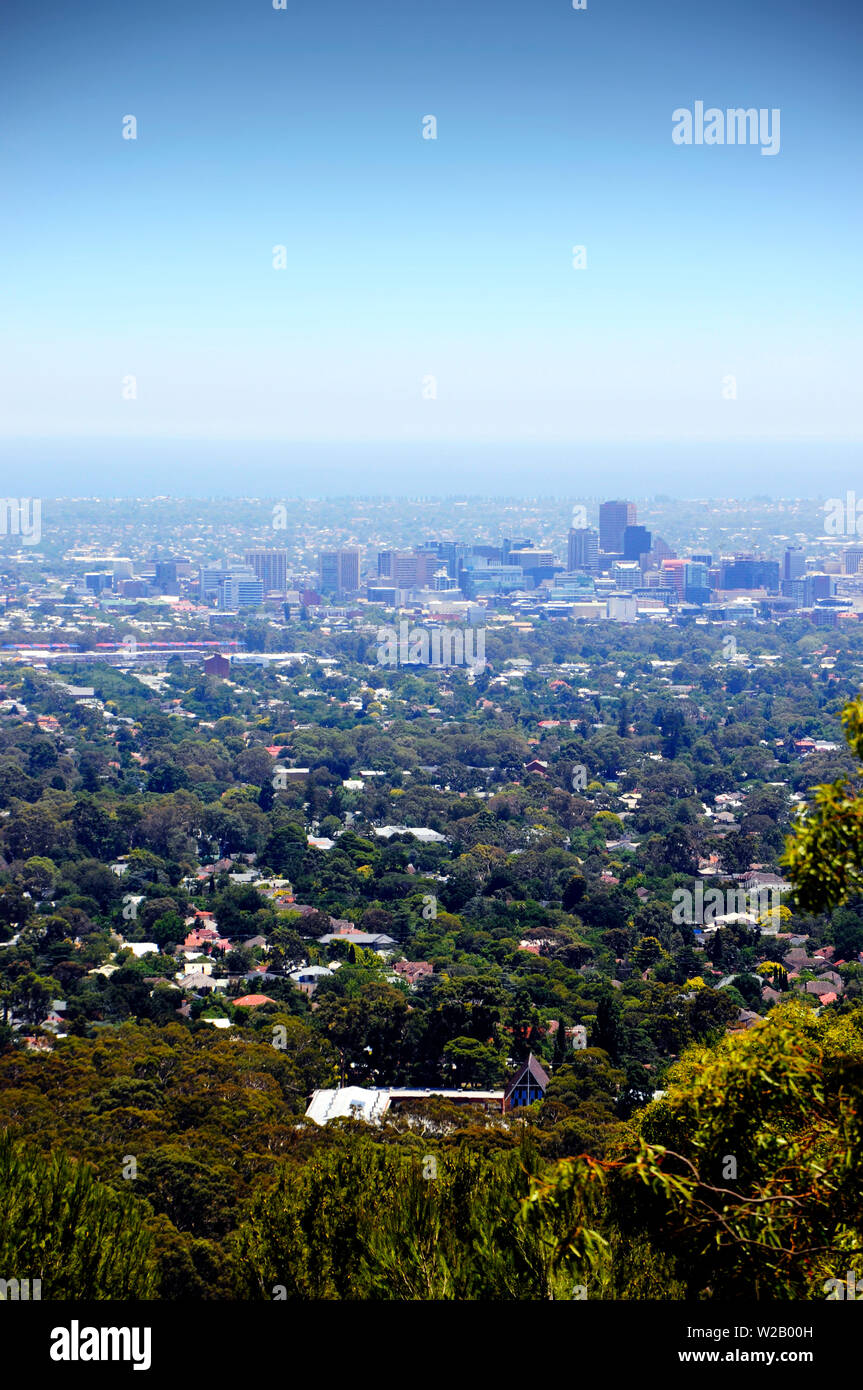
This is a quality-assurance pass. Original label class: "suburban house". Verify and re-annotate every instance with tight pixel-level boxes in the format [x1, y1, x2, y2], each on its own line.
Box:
[289, 965, 334, 995]
[393, 959, 433, 987]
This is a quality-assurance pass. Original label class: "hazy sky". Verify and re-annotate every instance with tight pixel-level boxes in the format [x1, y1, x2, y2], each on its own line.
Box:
[1, 0, 861, 494]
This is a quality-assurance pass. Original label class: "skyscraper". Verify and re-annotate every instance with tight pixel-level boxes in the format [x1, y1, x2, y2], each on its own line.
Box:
[842, 547, 863, 575]
[721, 556, 780, 591]
[684, 561, 711, 605]
[244, 549, 289, 594]
[319, 549, 361, 596]
[783, 546, 806, 582]
[599, 500, 637, 553]
[660, 558, 687, 600]
[623, 525, 652, 566]
[567, 526, 599, 573]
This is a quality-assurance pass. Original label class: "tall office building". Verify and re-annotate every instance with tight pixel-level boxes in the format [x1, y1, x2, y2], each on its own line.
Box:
[319, 549, 361, 596]
[721, 555, 780, 591]
[245, 549, 289, 594]
[378, 550, 439, 587]
[200, 565, 230, 601]
[508, 547, 558, 582]
[84, 572, 112, 594]
[198, 564, 263, 608]
[154, 559, 179, 591]
[684, 561, 711, 605]
[842, 547, 863, 575]
[421, 540, 470, 580]
[810, 573, 835, 600]
[623, 525, 652, 566]
[660, 558, 687, 601]
[567, 526, 599, 573]
[218, 569, 264, 609]
[783, 546, 806, 582]
[599, 500, 636, 553]
[612, 561, 641, 591]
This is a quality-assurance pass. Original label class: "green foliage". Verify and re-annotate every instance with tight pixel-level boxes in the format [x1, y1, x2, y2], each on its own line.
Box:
[527, 1001, 863, 1298]
[783, 698, 863, 912]
[236, 1134, 600, 1300]
[0, 1131, 157, 1298]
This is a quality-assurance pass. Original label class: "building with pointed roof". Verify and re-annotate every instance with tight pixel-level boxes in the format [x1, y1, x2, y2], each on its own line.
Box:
[503, 1054, 550, 1110]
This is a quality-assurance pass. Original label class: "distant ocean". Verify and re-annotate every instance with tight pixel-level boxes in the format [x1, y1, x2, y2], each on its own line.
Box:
[0, 438, 857, 499]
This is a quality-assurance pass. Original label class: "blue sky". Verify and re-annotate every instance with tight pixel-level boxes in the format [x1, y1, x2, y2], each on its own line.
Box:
[0, 0, 861, 494]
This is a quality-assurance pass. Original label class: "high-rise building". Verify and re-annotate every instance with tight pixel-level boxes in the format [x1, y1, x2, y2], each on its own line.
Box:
[319, 549, 361, 596]
[783, 546, 806, 582]
[788, 576, 815, 609]
[567, 526, 599, 573]
[84, 572, 112, 594]
[623, 525, 652, 566]
[377, 551, 437, 588]
[661, 558, 687, 600]
[507, 547, 558, 582]
[154, 559, 179, 591]
[652, 535, 676, 565]
[200, 565, 229, 601]
[421, 540, 470, 579]
[721, 556, 780, 591]
[684, 561, 711, 605]
[612, 561, 641, 591]
[810, 572, 835, 601]
[432, 568, 458, 591]
[118, 579, 150, 598]
[218, 569, 264, 609]
[842, 547, 863, 575]
[245, 549, 289, 594]
[599, 500, 636, 553]
[400, 552, 437, 588]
